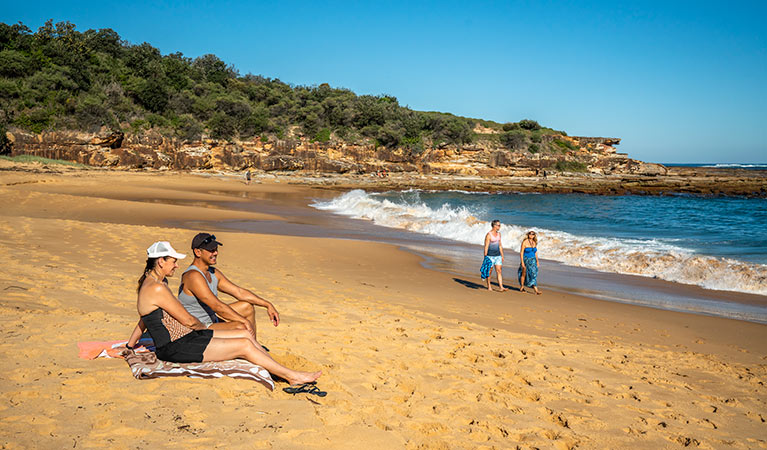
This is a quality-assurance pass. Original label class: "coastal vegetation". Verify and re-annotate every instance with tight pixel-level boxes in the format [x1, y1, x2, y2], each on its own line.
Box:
[0, 20, 566, 156]
[554, 160, 588, 172]
[0, 154, 87, 167]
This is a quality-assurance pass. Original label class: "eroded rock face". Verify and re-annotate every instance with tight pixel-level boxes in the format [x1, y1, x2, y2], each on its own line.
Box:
[6, 127, 663, 177]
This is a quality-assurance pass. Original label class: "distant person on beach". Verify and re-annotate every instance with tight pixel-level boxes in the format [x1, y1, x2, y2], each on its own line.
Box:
[177, 233, 280, 340]
[126, 241, 320, 385]
[480, 220, 506, 291]
[245, 170, 251, 185]
[518, 230, 541, 294]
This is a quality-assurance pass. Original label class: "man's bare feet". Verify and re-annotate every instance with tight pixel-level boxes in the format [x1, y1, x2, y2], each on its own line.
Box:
[285, 370, 322, 385]
[498, 287, 507, 292]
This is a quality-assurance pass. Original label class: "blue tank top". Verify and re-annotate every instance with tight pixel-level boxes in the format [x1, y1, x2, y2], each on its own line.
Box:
[524, 246, 537, 257]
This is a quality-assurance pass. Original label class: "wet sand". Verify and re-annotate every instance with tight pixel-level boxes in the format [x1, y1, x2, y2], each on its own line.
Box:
[1, 162, 765, 449]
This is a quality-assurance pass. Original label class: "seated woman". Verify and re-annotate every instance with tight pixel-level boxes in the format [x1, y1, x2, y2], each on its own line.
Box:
[126, 241, 320, 386]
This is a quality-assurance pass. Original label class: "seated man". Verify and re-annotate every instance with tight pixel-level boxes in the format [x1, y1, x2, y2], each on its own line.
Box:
[178, 233, 279, 339]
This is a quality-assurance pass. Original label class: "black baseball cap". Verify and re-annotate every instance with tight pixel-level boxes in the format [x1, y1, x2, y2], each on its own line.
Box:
[191, 233, 223, 251]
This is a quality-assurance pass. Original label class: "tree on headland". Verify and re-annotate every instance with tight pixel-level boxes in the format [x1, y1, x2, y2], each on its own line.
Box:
[0, 20, 564, 156]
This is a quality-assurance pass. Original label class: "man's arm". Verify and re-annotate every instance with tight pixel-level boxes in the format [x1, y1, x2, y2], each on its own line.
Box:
[216, 270, 280, 327]
[183, 270, 254, 331]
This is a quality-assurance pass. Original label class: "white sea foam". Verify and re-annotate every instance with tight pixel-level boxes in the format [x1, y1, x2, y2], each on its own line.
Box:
[702, 163, 767, 169]
[312, 190, 767, 295]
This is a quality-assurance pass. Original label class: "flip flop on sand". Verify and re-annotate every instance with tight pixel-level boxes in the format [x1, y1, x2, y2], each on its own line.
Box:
[283, 382, 327, 397]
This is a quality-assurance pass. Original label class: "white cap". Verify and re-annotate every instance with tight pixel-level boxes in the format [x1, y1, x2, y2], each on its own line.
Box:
[146, 241, 186, 259]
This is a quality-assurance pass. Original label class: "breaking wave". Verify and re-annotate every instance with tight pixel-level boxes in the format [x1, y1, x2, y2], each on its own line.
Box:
[312, 190, 767, 295]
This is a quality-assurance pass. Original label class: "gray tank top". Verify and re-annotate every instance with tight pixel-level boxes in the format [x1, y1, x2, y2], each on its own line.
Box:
[178, 265, 219, 326]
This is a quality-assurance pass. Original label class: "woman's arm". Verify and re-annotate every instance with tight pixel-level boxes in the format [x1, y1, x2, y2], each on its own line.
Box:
[126, 319, 145, 348]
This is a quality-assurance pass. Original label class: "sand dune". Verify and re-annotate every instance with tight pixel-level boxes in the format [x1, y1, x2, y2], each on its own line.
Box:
[0, 163, 765, 449]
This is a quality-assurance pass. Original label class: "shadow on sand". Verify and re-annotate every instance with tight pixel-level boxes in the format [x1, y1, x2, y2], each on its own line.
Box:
[453, 277, 515, 291]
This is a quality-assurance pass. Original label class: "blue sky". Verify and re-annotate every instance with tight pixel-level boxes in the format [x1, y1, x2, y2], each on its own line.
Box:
[2, 0, 765, 163]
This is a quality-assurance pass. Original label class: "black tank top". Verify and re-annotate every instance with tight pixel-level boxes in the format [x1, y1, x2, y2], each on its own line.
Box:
[141, 308, 193, 348]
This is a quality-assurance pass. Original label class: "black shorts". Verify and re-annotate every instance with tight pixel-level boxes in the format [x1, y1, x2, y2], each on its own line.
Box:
[155, 329, 214, 363]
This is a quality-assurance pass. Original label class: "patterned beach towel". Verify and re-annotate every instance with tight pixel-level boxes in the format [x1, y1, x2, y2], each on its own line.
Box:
[122, 349, 275, 391]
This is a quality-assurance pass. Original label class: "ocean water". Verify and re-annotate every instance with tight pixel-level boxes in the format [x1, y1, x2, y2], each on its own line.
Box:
[664, 163, 767, 170]
[312, 190, 767, 296]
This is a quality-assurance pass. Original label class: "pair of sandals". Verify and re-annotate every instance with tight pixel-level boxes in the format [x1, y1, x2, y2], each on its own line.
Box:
[283, 381, 327, 397]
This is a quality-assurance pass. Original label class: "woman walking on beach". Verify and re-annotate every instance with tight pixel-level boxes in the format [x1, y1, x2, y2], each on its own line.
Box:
[126, 241, 321, 386]
[518, 231, 541, 294]
[480, 220, 506, 291]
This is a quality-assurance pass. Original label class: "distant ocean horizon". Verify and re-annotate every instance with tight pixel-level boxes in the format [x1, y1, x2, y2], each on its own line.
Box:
[663, 163, 767, 170]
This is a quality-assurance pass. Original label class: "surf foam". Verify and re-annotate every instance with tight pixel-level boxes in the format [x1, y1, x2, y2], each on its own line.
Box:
[312, 190, 767, 295]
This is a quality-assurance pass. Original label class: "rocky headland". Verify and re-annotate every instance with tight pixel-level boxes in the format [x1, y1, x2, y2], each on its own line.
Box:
[4, 127, 766, 197]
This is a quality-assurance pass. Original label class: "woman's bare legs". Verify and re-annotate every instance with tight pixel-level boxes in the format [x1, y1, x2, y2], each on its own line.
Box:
[202, 335, 321, 385]
[495, 265, 506, 291]
[519, 267, 526, 292]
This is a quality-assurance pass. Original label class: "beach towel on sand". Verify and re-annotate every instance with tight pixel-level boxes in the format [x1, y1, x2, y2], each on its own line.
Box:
[77, 340, 152, 359]
[78, 340, 274, 390]
[122, 349, 275, 390]
[480, 256, 495, 279]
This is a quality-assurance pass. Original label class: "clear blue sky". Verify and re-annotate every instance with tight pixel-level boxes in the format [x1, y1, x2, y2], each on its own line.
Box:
[2, 0, 765, 163]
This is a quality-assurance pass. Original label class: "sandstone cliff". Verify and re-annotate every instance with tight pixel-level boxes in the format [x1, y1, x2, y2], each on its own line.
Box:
[4, 128, 667, 177]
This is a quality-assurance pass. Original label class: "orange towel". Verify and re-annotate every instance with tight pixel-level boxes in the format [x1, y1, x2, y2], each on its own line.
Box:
[77, 340, 128, 359]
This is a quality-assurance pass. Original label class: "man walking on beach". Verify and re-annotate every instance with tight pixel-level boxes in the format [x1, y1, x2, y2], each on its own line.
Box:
[178, 233, 280, 339]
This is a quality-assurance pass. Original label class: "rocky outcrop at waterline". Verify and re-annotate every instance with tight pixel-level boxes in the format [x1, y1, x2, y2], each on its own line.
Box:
[4, 128, 666, 176]
[3, 128, 765, 196]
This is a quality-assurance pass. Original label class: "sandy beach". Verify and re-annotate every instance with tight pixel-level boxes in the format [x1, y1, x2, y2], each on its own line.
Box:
[1, 161, 765, 449]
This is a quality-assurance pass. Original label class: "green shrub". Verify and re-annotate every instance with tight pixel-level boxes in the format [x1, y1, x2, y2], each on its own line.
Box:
[0, 50, 38, 77]
[502, 122, 520, 131]
[133, 79, 169, 113]
[519, 119, 541, 130]
[553, 139, 578, 152]
[0, 79, 20, 99]
[555, 160, 587, 172]
[528, 143, 539, 154]
[207, 112, 236, 139]
[0, 122, 10, 155]
[146, 113, 170, 128]
[172, 114, 202, 141]
[14, 108, 52, 133]
[130, 119, 148, 133]
[75, 93, 112, 131]
[402, 135, 424, 155]
[500, 130, 527, 150]
[314, 128, 331, 142]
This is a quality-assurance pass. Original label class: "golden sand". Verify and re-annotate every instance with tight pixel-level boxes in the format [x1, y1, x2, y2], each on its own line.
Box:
[0, 162, 765, 449]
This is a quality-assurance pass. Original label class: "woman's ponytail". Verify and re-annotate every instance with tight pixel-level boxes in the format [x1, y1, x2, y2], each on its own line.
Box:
[137, 257, 159, 293]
